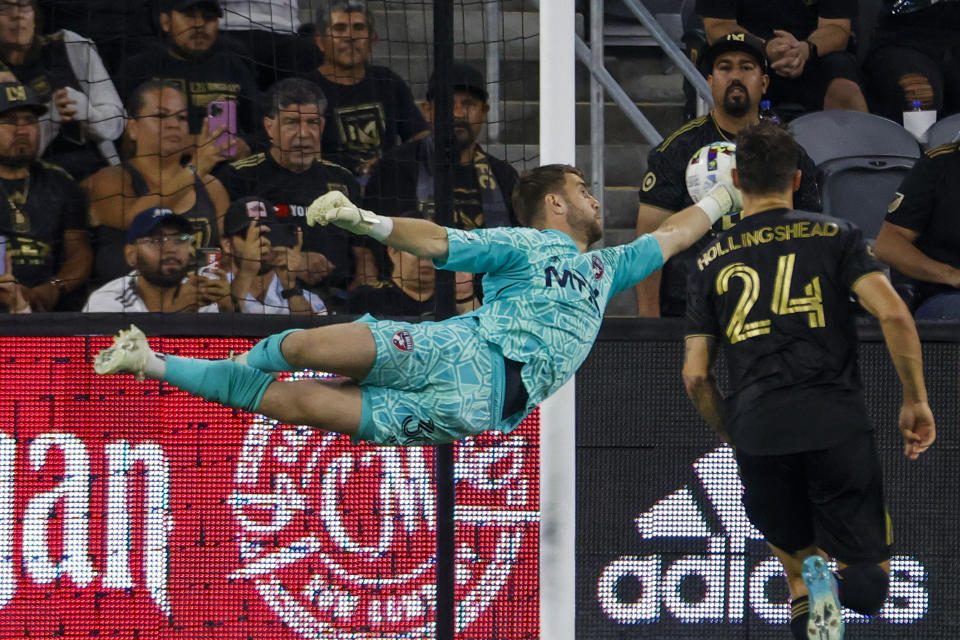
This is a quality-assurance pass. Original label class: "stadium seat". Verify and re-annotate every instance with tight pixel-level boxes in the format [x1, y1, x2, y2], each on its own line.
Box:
[789, 111, 921, 239]
[923, 113, 960, 149]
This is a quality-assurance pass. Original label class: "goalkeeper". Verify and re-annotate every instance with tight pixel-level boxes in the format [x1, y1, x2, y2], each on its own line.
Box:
[94, 164, 740, 445]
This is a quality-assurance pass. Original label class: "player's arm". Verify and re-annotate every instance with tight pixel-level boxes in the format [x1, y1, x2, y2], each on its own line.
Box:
[682, 335, 730, 442]
[635, 203, 673, 317]
[650, 183, 740, 262]
[306, 191, 449, 261]
[853, 272, 936, 460]
[875, 221, 960, 289]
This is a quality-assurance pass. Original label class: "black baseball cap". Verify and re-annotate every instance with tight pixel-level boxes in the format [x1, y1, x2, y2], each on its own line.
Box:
[0, 81, 47, 117]
[427, 62, 488, 102]
[700, 33, 768, 74]
[127, 207, 193, 244]
[160, 0, 223, 16]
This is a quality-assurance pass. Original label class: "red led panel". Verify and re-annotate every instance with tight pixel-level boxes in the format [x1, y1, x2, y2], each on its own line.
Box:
[0, 337, 540, 638]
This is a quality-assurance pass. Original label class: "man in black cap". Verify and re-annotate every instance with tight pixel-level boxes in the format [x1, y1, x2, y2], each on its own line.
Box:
[114, 0, 259, 156]
[633, 34, 821, 317]
[363, 62, 517, 293]
[364, 62, 518, 230]
[0, 80, 91, 312]
[697, 0, 867, 114]
[82, 206, 230, 312]
[219, 195, 327, 315]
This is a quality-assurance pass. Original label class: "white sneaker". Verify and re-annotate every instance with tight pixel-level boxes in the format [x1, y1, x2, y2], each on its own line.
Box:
[803, 555, 844, 640]
[94, 325, 151, 379]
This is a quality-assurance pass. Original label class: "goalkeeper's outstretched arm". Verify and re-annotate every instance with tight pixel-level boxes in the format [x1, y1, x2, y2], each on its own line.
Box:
[307, 191, 450, 261]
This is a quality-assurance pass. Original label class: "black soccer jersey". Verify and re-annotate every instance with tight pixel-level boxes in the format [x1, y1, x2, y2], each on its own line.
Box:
[639, 113, 821, 316]
[214, 152, 362, 289]
[0, 162, 86, 288]
[304, 66, 428, 175]
[686, 208, 883, 455]
[883, 142, 960, 305]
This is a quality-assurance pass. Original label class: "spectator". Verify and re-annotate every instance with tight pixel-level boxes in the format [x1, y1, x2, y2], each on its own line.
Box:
[305, 0, 428, 180]
[364, 62, 518, 231]
[214, 77, 374, 305]
[347, 244, 478, 317]
[37, 1, 158, 76]
[83, 206, 230, 312]
[220, 195, 326, 315]
[863, 1, 960, 124]
[82, 80, 230, 286]
[347, 246, 436, 316]
[114, 0, 257, 155]
[218, 0, 319, 90]
[0, 0, 124, 179]
[875, 142, 960, 319]
[0, 80, 91, 310]
[697, 0, 867, 115]
[634, 35, 820, 317]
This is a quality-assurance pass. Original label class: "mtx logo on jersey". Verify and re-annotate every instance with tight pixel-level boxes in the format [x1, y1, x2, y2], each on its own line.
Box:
[596, 446, 928, 627]
[544, 266, 601, 314]
[392, 330, 414, 352]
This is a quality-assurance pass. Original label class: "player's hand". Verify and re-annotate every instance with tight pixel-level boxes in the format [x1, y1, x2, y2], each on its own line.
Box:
[898, 400, 936, 460]
[697, 182, 743, 223]
[306, 191, 355, 227]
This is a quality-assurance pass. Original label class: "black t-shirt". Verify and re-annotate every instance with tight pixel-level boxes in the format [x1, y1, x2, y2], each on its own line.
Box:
[686, 208, 882, 455]
[115, 43, 260, 136]
[347, 281, 435, 317]
[695, 0, 857, 40]
[884, 142, 960, 304]
[304, 65, 428, 175]
[0, 162, 86, 288]
[639, 113, 822, 316]
[873, 2, 960, 53]
[213, 152, 362, 288]
[363, 138, 519, 227]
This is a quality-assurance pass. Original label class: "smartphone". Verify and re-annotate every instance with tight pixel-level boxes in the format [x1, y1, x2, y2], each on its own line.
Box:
[206, 100, 237, 157]
[197, 248, 221, 280]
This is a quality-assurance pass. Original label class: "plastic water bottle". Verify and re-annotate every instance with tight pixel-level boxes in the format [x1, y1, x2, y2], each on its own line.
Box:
[759, 100, 781, 125]
[903, 99, 936, 144]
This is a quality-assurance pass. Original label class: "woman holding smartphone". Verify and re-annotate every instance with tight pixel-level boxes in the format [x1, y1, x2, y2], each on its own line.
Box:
[81, 80, 230, 293]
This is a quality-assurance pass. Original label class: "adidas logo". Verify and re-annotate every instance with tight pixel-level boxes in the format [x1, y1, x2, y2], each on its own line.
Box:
[595, 446, 929, 627]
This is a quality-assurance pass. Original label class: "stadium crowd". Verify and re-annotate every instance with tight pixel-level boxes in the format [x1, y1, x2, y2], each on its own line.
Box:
[0, 0, 957, 318]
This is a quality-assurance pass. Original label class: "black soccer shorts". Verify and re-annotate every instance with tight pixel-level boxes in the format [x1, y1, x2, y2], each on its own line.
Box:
[735, 430, 892, 565]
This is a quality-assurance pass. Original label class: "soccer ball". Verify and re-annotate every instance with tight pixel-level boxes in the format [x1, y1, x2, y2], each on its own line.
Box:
[685, 141, 737, 204]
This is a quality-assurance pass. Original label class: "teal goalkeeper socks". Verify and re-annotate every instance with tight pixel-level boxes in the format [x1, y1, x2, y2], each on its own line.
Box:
[245, 329, 300, 372]
[164, 356, 275, 413]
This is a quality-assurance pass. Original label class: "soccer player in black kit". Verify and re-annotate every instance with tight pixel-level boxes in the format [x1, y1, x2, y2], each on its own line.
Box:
[682, 123, 935, 640]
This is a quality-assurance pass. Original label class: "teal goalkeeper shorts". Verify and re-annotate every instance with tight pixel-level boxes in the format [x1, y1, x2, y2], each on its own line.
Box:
[353, 314, 507, 446]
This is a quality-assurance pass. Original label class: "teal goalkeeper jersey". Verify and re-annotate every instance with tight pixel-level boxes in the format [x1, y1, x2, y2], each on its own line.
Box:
[434, 227, 664, 430]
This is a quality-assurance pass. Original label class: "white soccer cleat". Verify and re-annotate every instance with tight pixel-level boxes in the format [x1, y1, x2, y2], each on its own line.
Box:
[803, 555, 845, 640]
[228, 349, 249, 366]
[305, 191, 354, 227]
[93, 325, 151, 379]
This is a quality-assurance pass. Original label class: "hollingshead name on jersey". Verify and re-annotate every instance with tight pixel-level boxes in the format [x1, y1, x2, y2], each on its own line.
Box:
[698, 221, 840, 270]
